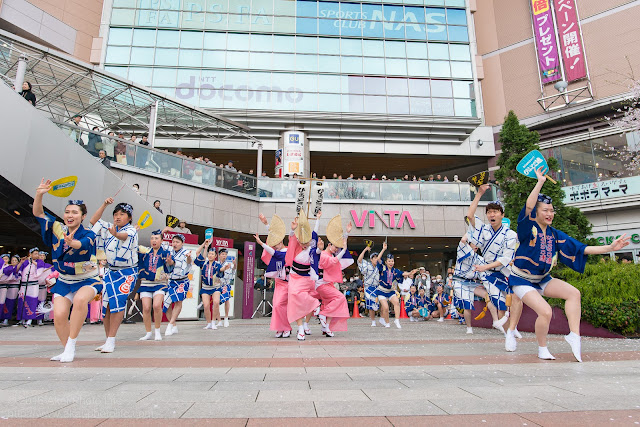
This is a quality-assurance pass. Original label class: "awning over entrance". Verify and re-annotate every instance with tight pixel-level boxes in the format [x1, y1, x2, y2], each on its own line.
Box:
[0, 29, 259, 145]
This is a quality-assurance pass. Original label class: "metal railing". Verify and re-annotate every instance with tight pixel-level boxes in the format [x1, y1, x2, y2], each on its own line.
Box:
[53, 121, 259, 196]
[257, 178, 496, 203]
[53, 120, 497, 204]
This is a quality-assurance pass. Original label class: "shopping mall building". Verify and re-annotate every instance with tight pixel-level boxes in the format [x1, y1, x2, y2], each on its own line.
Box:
[0, 0, 638, 273]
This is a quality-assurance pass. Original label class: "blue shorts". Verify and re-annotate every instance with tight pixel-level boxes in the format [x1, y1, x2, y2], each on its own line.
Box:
[371, 287, 395, 301]
[481, 271, 509, 311]
[220, 285, 231, 304]
[51, 276, 103, 300]
[364, 285, 379, 311]
[102, 267, 138, 314]
[164, 278, 190, 312]
[200, 287, 223, 296]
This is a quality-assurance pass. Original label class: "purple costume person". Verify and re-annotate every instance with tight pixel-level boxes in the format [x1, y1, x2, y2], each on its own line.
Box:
[17, 258, 50, 321]
[1, 256, 21, 321]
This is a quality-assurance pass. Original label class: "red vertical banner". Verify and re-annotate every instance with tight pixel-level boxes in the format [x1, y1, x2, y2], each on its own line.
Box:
[553, 0, 587, 82]
[242, 241, 256, 319]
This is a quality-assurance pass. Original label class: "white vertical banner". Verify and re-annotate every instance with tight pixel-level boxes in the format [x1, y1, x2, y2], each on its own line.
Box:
[283, 130, 305, 176]
[310, 180, 324, 218]
[295, 180, 308, 215]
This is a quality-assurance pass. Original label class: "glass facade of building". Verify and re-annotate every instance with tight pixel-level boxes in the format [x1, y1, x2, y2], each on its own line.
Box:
[542, 131, 640, 187]
[104, 0, 475, 116]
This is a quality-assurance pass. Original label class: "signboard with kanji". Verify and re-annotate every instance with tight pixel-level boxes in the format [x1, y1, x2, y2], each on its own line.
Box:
[563, 176, 640, 204]
[553, 0, 587, 82]
[530, 0, 561, 84]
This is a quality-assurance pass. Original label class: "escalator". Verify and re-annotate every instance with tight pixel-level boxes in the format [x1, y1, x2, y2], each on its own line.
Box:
[0, 83, 165, 240]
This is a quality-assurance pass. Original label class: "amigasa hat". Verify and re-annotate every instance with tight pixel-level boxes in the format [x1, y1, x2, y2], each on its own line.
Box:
[294, 209, 312, 244]
[266, 214, 286, 247]
[326, 215, 345, 248]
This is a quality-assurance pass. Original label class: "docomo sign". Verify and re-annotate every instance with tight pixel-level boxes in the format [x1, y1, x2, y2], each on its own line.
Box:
[351, 210, 416, 230]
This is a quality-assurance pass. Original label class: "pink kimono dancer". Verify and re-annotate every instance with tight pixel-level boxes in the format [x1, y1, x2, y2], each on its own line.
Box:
[270, 278, 292, 332]
[314, 248, 353, 332]
[285, 233, 320, 324]
[287, 272, 319, 324]
[313, 284, 349, 331]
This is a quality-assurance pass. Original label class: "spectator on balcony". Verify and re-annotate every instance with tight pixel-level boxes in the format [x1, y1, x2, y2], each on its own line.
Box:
[331, 173, 338, 179]
[104, 132, 116, 159]
[347, 174, 354, 180]
[87, 126, 102, 156]
[19, 81, 36, 106]
[453, 175, 461, 183]
[125, 139, 136, 166]
[443, 176, 449, 182]
[135, 135, 150, 168]
[173, 221, 191, 235]
[225, 160, 237, 172]
[97, 150, 111, 169]
[436, 174, 443, 181]
[260, 171, 269, 178]
[153, 200, 162, 213]
[68, 114, 84, 145]
[115, 134, 126, 164]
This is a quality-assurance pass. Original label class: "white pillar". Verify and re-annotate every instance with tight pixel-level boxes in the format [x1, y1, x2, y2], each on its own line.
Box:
[14, 54, 28, 93]
[148, 100, 158, 148]
[256, 141, 263, 178]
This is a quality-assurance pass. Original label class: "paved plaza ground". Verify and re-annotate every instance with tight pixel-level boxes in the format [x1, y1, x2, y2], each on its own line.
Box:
[0, 317, 639, 425]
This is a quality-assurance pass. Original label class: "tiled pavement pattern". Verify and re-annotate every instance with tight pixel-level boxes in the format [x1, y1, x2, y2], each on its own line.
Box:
[0, 318, 639, 425]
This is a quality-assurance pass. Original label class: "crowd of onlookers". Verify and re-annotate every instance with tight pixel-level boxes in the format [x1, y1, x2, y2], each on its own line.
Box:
[65, 114, 465, 197]
[308, 173, 462, 183]
[337, 266, 459, 319]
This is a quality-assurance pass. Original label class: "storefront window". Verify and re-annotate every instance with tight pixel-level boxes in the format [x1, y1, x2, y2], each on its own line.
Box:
[544, 131, 640, 187]
[107, 1, 474, 116]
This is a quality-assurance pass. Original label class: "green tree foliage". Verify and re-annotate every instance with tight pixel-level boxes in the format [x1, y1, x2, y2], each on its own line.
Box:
[494, 111, 592, 241]
[551, 262, 640, 335]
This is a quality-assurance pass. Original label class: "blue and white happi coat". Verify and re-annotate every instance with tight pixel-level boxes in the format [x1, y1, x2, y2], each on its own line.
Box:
[452, 239, 484, 311]
[163, 245, 193, 311]
[358, 259, 380, 311]
[467, 216, 517, 311]
[92, 219, 139, 314]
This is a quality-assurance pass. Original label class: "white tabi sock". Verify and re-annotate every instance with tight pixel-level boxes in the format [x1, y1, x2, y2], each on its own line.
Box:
[60, 338, 77, 363]
[139, 331, 153, 340]
[538, 346, 555, 360]
[565, 332, 582, 362]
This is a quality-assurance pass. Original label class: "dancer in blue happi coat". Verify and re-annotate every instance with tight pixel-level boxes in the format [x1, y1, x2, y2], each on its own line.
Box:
[33, 178, 101, 362]
[507, 167, 630, 361]
[90, 198, 139, 354]
[137, 230, 170, 341]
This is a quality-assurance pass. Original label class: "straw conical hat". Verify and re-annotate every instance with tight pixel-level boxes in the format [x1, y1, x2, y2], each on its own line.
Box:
[266, 214, 286, 247]
[294, 209, 312, 244]
[327, 215, 345, 248]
